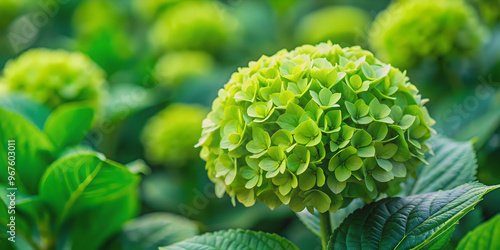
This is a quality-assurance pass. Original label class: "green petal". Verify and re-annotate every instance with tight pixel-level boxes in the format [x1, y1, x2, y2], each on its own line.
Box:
[345, 155, 363, 171]
[335, 165, 351, 182]
[379, 143, 398, 159]
[327, 177, 346, 194]
[371, 168, 394, 182]
[351, 130, 373, 148]
[376, 158, 393, 171]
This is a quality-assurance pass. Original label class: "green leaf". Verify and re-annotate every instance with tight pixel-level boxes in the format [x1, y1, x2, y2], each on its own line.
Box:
[0, 108, 55, 195]
[0, 93, 51, 130]
[160, 229, 299, 250]
[402, 136, 477, 196]
[43, 103, 94, 150]
[296, 209, 321, 237]
[296, 199, 365, 238]
[121, 213, 199, 250]
[328, 182, 499, 250]
[0, 184, 35, 249]
[105, 83, 164, 121]
[70, 188, 139, 250]
[457, 214, 500, 250]
[39, 153, 140, 226]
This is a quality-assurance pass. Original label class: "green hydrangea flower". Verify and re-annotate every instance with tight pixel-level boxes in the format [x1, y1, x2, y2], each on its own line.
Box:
[148, 1, 240, 52]
[295, 6, 371, 46]
[370, 0, 485, 68]
[155, 51, 214, 87]
[1, 49, 106, 110]
[142, 104, 208, 167]
[197, 42, 434, 213]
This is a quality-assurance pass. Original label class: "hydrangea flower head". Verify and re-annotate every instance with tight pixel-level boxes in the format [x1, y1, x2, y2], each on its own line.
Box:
[197, 42, 434, 213]
[154, 51, 214, 87]
[370, 0, 485, 68]
[142, 103, 208, 167]
[149, 1, 240, 52]
[295, 6, 371, 47]
[1, 48, 106, 110]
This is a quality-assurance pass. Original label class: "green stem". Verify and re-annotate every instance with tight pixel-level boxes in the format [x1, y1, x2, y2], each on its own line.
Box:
[38, 212, 55, 250]
[319, 212, 332, 250]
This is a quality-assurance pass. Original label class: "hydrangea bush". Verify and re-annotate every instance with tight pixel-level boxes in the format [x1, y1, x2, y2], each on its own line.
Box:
[143, 104, 208, 167]
[370, 0, 485, 68]
[0, 49, 106, 109]
[197, 42, 434, 213]
[149, 1, 240, 52]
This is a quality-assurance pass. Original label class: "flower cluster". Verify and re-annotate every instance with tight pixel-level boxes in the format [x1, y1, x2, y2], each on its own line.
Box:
[155, 51, 214, 87]
[142, 104, 208, 167]
[370, 0, 485, 68]
[197, 42, 434, 213]
[148, 1, 240, 52]
[295, 6, 371, 46]
[0, 49, 106, 110]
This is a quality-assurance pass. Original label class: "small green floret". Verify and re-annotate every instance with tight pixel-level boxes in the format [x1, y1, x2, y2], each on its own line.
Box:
[197, 42, 434, 213]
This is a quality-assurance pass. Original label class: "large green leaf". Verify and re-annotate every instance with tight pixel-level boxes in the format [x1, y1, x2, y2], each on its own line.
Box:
[121, 213, 199, 250]
[296, 210, 321, 237]
[68, 187, 139, 250]
[43, 103, 94, 150]
[0, 93, 51, 130]
[0, 108, 55, 195]
[402, 136, 477, 195]
[39, 153, 140, 226]
[0, 185, 35, 250]
[296, 199, 365, 237]
[161, 229, 299, 250]
[104, 83, 163, 121]
[457, 214, 500, 250]
[329, 182, 499, 250]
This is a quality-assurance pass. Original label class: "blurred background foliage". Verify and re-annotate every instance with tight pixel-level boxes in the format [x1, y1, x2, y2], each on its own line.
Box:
[1, 0, 500, 249]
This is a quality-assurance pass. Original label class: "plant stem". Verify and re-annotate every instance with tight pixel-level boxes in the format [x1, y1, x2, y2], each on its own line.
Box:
[319, 212, 332, 250]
